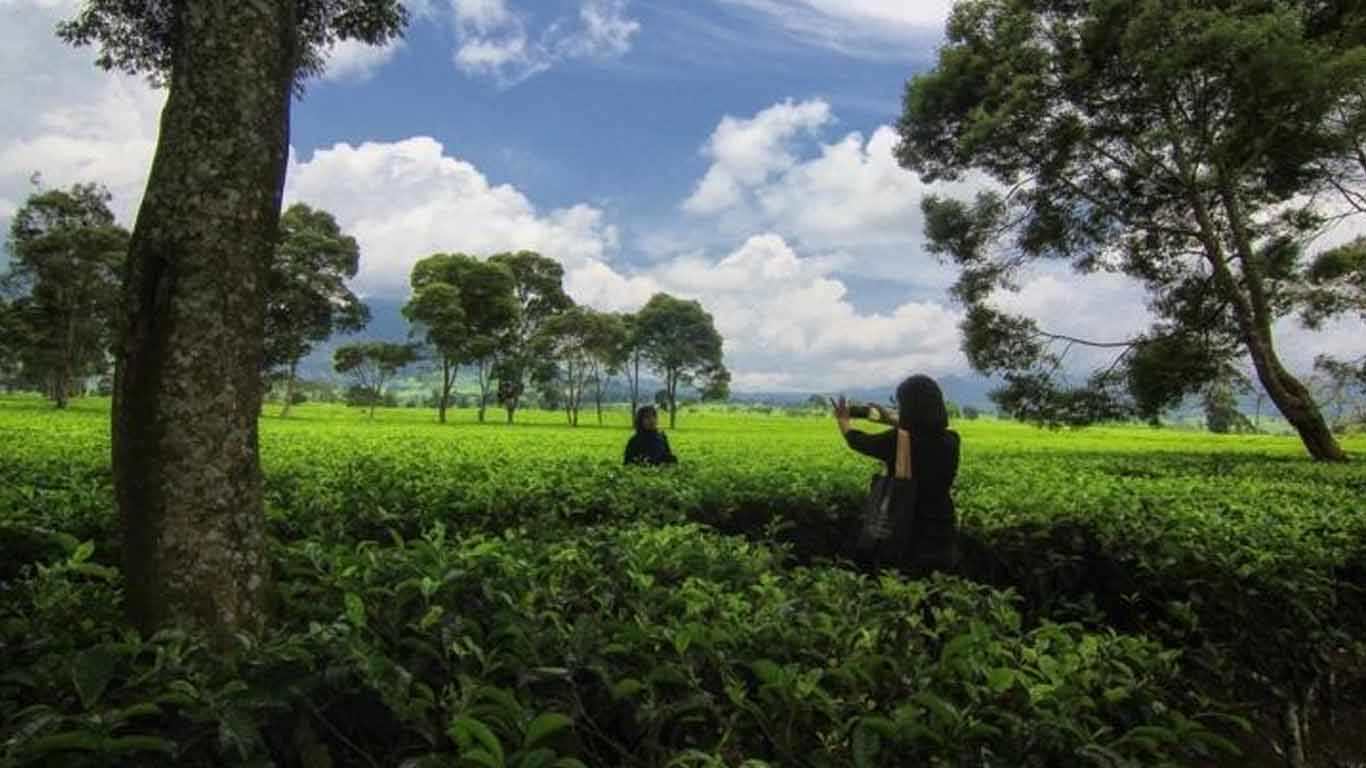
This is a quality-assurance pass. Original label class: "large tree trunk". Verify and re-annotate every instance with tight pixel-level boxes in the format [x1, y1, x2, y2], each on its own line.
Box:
[1213, 184, 1347, 461]
[113, 0, 293, 637]
[476, 358, 490, 423]
[666, 370, 677, 429]
[438, 357, 451, 424]
[279, 359, 297, 418]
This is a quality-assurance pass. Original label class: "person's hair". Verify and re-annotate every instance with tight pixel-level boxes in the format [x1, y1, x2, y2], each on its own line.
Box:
[896, 375, 949, 435]
[634, 405, 658, 432]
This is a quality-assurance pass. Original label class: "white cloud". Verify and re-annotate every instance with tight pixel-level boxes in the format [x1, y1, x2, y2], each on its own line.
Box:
[284, 136, 620, 297]
[451, 0, 640, 86]
[0, 0, 164, 231]
[716, 0, 952, 55]
[683, 99, 833, 214]
[322, 38, 404, 82]
[679, 98, 988, 287]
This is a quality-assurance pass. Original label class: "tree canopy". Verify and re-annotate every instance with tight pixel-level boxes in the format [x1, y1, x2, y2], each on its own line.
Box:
[334, 341, 419, 418]
[2, 183, 129, 407]
[488, 251, 573, 423]
[404, 253, 519, 423]
[897, 0, 1366, 460]
[265, 203, 370, 416]
[57, 0, 409, 88]
[635, 293, 728, 429]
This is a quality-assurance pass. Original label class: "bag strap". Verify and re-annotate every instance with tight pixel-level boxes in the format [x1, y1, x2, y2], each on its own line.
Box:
[894, 429, 912, 479]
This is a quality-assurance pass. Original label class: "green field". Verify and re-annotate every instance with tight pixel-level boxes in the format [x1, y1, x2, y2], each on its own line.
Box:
[2, 396, 1365, 767]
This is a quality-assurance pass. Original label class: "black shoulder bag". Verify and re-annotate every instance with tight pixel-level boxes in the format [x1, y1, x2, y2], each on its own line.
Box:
[856, 429, 914, 557]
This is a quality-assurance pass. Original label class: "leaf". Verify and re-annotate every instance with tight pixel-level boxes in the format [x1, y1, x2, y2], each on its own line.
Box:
[344, 592, 366, 628]
[71, 540, 94, 564]
[552, 759, 588, 768]
[852, 723, 881, 768]
[24, 730, 103, 755]
[450, 717, 504, 767]
[71, 644, 118, 710]
[610, 678, 644, 700]
[104, 735, 177, 755]
[522, 713, 573, 750]
[514, 747, 556, 768]
[750, 659, 782, 685]
[986, 668, 1015, 693]
[460, 748, 502, 768]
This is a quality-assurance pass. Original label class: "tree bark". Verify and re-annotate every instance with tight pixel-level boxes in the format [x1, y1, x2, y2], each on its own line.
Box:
[279, 359, 297, 418]
[1213, 184, 1346, 461]
[114, 0, 292, 637]
[438, 357, 451, 424]
[666, 369, 678, 429]
[477, 358, 489, 423]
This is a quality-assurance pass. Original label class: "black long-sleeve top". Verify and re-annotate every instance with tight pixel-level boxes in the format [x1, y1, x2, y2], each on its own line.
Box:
[843, 427, 961, 571]
[624, 431, 677, 466]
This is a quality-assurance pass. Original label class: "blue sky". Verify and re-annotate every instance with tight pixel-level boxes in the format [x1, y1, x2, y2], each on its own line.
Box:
[2, 0, 1361, 392]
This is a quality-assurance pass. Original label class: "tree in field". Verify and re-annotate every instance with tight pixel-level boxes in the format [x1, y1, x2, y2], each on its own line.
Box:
[634, 293, 727, 428]
[538, 306, 626, 426]
[58, 0, 409, 634]
[897, 0, 1366, 460]
[266, 203, 370, 418]
[2, 184, 129, 408]
[619, 312, 646, 416]
[488, 251, 572, 423]
[586, 311, 630, 425]
[333, 341, 419, 418]
[403, 253, 519, 423]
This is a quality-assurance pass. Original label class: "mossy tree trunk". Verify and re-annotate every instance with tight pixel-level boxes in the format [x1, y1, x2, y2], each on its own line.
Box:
[113, 0, 295, 638]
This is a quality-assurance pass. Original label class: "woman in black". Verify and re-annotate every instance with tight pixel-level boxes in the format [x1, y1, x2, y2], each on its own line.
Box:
[833, 375, 960, 574]
[624, 406, 678, 466]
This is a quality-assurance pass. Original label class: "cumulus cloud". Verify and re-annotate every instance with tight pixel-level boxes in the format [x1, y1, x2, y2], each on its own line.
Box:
[451, 0, 640, 86]
[683, 99, 833, 215]
[284, 136, 620, 296]
[0, 0, 164, 232]
[322, 38, 404, 83]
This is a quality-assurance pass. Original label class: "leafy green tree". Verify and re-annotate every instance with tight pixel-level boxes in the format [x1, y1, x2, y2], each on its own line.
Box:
[586, 311, 630, 424]
[1204, 372, 1255, 435]
[539, 307, 626, 426]
[488, 251, 572, 423]
[619, 312, 646, 417]
[2, 183, 128, 408]
[58, 1, 408, 635]
[897, 0, 1366, 460]
[403, 253, 519, 423]
[333, 341, 419, 419]
[266, 203, 370, 418]
[635, 293, 727, 428]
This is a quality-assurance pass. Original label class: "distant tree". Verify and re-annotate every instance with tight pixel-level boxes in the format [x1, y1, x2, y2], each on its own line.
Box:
[265, 203, 370, 418]
[403, 253, 518, 423]
[1204, 373, 1255, 434]
[654, 389, 670, 410]
[489, 251, 572, 423]
[333, 342, 419, 419]
[963, 406, 981, 421]
[897, 0, 1366, 460]
[57, 0, 409, 635]
[1311, 355, 1366, 430]
[945, 400, 963, 420]
[540, 307, 597, 426]
[620, 312, 646, 417]
[3, 183, 128, 408]
[635, 293, 727, 428]
[699, 364, 731, 402]
[586, 312, 630, 425]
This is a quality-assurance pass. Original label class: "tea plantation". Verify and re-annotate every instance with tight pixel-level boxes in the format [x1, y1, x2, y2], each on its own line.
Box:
[2, 396, 1365, 767]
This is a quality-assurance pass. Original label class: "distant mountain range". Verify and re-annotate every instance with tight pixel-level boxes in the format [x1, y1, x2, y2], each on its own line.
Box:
[295, 297, 1001, 409]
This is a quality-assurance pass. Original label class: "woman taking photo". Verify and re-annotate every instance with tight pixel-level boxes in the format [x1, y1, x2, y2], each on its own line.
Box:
[833, 375, 961, 574]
